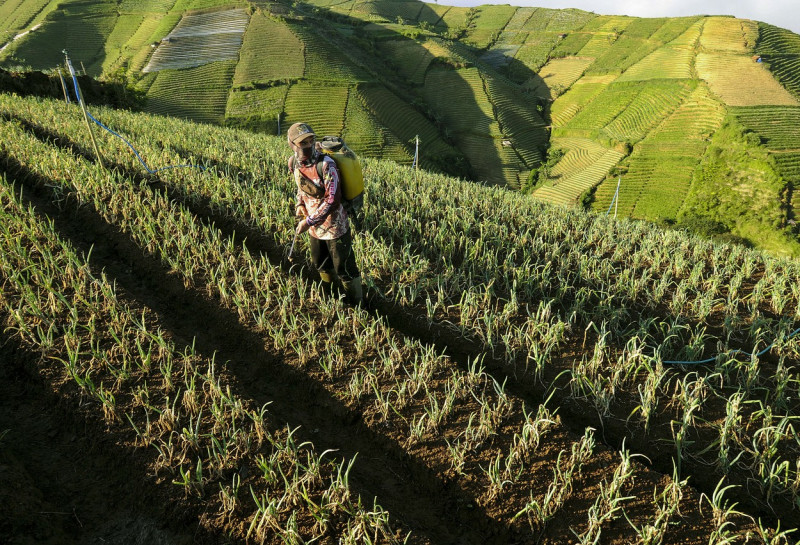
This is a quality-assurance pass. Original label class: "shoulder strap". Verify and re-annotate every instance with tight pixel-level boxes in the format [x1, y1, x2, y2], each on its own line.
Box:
[316, 158, 324, 180]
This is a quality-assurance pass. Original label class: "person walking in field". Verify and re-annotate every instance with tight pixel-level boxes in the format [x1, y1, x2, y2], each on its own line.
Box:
[287, 122, 362, 304]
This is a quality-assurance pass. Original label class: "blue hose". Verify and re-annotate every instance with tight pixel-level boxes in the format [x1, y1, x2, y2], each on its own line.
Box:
[66, 62, 205, 175]
[663, 326, 800, 365]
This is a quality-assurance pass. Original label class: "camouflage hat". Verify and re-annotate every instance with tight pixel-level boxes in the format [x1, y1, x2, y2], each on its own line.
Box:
[287, 122, 315, 145]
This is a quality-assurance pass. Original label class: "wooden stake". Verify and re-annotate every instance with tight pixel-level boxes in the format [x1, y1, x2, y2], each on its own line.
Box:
[66, 56, 104, 170]
[57, 68, 69, 103]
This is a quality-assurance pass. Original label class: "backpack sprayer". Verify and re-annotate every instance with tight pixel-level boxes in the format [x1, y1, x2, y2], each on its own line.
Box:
[287, 135, 364, 262]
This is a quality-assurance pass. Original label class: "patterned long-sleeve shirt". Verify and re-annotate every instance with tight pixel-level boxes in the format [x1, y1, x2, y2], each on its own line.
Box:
[290, 153, 349, 240]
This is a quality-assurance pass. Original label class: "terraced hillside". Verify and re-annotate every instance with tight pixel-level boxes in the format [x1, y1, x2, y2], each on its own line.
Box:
[2, 0, 800, 253]
[4, 90, 800, 545]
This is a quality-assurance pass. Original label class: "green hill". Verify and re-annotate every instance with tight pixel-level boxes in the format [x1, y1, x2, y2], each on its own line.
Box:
[2, 0, 800, 255]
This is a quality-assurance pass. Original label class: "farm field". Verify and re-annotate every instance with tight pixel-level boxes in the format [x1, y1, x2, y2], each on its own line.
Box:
[531, 137, 623, 205]
[3, 91, 800, 544]
[592, 84, 725, 219]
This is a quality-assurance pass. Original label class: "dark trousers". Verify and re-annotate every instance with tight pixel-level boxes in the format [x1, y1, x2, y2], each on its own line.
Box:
[309, 229, 360, 282]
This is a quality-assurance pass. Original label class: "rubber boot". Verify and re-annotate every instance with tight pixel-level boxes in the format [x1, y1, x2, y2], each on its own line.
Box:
[318, 270, 337, 297]
[344, 276, 363, 306]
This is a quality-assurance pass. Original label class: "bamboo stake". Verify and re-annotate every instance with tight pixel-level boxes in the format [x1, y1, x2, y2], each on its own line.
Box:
[64, 53, 104, 170]
[57, 68, 69, 104]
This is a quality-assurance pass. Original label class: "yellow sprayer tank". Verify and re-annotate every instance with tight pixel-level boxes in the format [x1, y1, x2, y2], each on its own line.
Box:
[319, 136, 363, 201]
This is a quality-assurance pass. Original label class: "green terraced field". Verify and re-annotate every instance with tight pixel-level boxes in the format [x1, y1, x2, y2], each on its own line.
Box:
[580, 15, 633, 33]
[731, 106, 800, 150]
[351, 0, 425, 23]
[696, 52, 799, 106]
[290, 23, 369, 82]
[556, 82, 641, 134]
[145, 60, 236, 124]
[356, 85, 450, 157]
[593, 85, 726, 219]
[757, 23, 800, 100]
[700, 16, 757, 52]
[375, 38, 436, 86]
[283, 82, 349, 137]
[549, 32, 592, 57]
[118, 0, 177, 12]
[615, 39, 696, 82]
[233, 12, 303, 85]
[225, 85, 287, 133]
[485, 77, 548, 167]
[143, 8, 248, 73]
[3, 8, 118, 74]
[575, 32, 617, 58]
[602, 80, 692, 143]
[532, 137, 624, 205]
[511, 31, 561, 73]
[423, 67, 495, 135]
[0, 0, 52, 43]
[548, 74, 615, 127]
[534, 56, 594, 97]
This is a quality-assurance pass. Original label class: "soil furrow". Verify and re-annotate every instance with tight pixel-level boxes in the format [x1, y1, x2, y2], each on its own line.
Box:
[0, 328, 211, 545]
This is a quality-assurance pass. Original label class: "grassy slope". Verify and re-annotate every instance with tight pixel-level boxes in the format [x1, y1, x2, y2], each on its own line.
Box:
[2, 0, 800, 254]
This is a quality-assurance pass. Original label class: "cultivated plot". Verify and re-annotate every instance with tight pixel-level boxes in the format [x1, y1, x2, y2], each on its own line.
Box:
[696, 52, 800, 106]
[532, 137, 623, 205]
[143, 8, 248, 73]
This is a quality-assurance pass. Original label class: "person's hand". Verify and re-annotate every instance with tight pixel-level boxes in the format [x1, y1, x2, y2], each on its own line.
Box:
[296, 218, 310, 235]
[295, 204, 307, 219]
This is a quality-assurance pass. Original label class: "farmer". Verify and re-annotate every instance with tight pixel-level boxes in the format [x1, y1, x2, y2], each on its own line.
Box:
[287, 122, 362, 304]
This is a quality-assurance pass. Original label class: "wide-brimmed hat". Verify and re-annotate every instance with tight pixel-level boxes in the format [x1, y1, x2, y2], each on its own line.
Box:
[288, 122, 315, 145]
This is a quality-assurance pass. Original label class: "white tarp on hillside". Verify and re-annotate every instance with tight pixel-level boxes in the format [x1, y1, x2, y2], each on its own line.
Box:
[143, 8, 248, 73]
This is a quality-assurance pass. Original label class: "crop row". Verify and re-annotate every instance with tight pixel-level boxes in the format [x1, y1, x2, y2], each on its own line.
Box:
[355, 85, 446, 156]
[731, 106, 800, 150]
[351, 0, 426, 24]
[118, 0, 177, 13]
[532, 139, 622, 205]
[145, 60, 236, 124]
[225, 86, 287, 133]
[341, 94, 386, 155]
[289, 22, 369, 83]
[0, 0, 50, 41]
[11, 93, 800, 529]
[233, 12, 303, 85]
[99, 13, 150, 74]
[601, 81, 691, 143]
[6, 13, 117, 74]
[699, 17, 756, 53]
[558, 82, 640, 131]
[0, 170, 404, 544]
[0, 95, 732, 543]
[593, 84, 725, 218]
[511, 32, 561, 72]
[375, 39, 433, 85]
[536, 57, 593, 98]
[143, 8, 248, 73]
[695, 52, 799, 107]
[577, 32, 618, 58]
[283, 83, 349, 137]
[344, 94, 413, 164]
[108, 108, 792, 520]
[757, 22, 800, 57]
[548, 75, 613, 127]
[616, 44, 694, 82]
[423, 67, 495, 134]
